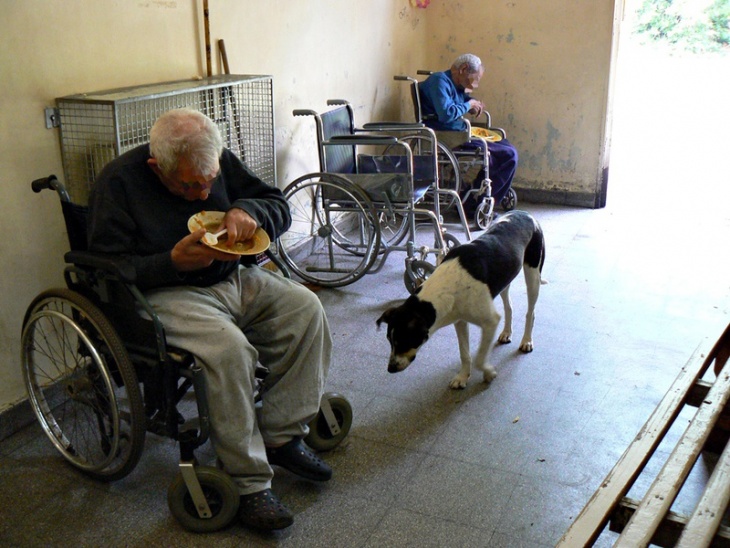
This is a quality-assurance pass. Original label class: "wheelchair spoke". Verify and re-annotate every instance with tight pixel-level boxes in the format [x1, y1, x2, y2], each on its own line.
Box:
[280, 174, 380, 287]
[22, 289, 145, 481]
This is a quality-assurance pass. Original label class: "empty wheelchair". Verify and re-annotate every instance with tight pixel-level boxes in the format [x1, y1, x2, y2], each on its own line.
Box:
[21, 175, 352, 532]
[395, 72, 518, 229]
[277, 100, 471, 293]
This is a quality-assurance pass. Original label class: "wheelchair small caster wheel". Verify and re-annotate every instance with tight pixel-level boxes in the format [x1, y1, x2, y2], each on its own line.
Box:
[168, 466, 240, 532]
[305, 392, 353, 452]
[474, 200, 493, 230]
[440, 232, 460, 252]
[501, 188, 517, 211]
[404, 259, 435, 294]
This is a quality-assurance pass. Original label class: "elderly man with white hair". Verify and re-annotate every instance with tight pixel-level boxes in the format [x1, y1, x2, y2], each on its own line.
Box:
[419, 53, 518, 217]
[87, 108, 333, 532]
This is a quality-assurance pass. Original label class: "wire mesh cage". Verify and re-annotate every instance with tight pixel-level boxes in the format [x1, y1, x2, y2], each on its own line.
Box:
[56, 75, 276, 204]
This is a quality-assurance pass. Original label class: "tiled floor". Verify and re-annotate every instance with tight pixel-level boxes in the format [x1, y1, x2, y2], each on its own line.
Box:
[1, 189, 728, 547]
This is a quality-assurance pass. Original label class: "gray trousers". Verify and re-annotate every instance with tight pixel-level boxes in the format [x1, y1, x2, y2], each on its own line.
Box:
[143, 265, 331, 494]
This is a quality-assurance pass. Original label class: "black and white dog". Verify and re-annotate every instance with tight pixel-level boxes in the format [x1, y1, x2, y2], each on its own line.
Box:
[377, 210, 545, 389]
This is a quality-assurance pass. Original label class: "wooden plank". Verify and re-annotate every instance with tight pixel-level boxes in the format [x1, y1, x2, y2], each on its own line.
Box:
[614, 360, 730, 547]
[676, 424, 730, 546]
[609, 497, 730, 547]
[556, 338, 715, 547]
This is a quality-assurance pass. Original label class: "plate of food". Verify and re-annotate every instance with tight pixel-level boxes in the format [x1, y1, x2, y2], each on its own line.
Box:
[187, 211, 270, 256]
[470, 126, 503, 142]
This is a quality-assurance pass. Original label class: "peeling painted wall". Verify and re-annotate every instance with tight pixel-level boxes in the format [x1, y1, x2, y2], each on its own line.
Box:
[420, 0, 616, 205]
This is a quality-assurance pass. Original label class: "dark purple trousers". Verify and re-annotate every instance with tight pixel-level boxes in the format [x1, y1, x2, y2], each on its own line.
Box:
[455, 137, 518, 208]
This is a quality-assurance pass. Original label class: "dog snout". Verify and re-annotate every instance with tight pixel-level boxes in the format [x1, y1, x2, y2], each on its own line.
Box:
[387, 353, 415, 373]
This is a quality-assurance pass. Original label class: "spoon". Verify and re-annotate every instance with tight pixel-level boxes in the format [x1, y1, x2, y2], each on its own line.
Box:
[202, 228, 228, 245]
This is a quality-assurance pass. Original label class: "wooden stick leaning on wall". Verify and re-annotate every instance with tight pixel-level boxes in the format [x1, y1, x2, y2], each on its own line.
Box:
[203, 0, 212, 76]
[218, 39, 230, 75]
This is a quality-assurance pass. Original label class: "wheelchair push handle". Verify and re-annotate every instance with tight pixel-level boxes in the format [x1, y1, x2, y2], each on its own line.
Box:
[293, 109, 317, 117]
[32, 174, 58, 193]
[32, 174, 71, 202]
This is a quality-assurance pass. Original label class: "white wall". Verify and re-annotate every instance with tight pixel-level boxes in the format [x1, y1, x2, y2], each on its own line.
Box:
[0, 0, 616, 421]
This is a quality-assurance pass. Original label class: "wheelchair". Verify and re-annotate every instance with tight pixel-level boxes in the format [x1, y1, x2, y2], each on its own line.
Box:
[394, 72, 518, 230]
[277, 100, 471, 294]
[21, 175, 353, 532]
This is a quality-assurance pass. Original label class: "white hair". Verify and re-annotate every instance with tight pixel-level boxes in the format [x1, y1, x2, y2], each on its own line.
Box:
[149, 109, 223, 177]
[452, 53, 483, 73]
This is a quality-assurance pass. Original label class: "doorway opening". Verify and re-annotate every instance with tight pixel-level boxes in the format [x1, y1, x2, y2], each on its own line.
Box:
[608, 0, 730, 216]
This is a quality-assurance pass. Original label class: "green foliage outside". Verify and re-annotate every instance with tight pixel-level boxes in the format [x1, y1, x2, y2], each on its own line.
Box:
[634, 0, 730, 53]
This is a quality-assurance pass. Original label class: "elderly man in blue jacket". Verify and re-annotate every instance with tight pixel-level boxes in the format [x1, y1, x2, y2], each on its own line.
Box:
[419, 53, 518, 215]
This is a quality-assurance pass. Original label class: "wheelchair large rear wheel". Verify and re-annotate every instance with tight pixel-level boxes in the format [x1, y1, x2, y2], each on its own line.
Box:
[375, 210, 409, 250]
[280, 173, 381, 288]
[21, 288, 145, 481]
[386, 135, 461, 212]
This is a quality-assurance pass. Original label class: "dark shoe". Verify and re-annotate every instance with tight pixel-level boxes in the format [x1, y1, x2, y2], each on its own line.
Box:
[239, 489, 294, 531]
[266, 438, 332, 482]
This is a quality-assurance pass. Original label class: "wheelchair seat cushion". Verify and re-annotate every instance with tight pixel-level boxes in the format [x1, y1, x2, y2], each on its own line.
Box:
[355, 154, 433, 202]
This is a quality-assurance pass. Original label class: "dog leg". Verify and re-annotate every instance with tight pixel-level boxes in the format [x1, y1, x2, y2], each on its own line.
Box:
[449, 321, 472, 389]
[519, 266, 542, 352]
[474, 315, 500, 383]
[497, 283, 513, 345]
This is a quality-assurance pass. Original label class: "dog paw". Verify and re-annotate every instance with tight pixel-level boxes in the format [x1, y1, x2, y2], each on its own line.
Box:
[519, 340, 534, 353]
[497, 332, 512, 345]
[449, 374, 469, 389]
[481, 366, 497, 383]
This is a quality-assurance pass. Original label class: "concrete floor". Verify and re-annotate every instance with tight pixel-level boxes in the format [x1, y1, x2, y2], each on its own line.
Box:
[1, 188, 728, 547]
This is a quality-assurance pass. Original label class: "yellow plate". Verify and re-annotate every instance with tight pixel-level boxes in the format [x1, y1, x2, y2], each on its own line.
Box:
[187, 211, 271, 256]
[470, 127, 503, 142]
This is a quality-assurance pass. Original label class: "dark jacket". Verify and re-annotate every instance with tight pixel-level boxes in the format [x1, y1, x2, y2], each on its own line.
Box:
[87, 144, 291, 290]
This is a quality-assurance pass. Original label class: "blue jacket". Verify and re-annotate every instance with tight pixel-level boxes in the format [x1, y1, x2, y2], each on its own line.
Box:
[418, 70, 471, 131]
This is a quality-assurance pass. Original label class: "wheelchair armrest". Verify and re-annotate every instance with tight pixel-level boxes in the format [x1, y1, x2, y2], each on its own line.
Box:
[326, 135, 399, 146]
[361, 122, 425, 129]
[264, 247, 291, 279]
[64, 250, 137, 284]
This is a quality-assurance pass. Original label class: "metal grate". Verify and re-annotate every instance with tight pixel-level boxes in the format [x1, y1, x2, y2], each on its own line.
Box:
[56, 75, 276, 204]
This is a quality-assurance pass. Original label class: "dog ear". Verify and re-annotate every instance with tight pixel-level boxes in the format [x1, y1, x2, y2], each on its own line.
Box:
[376, 308, 394, 329]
